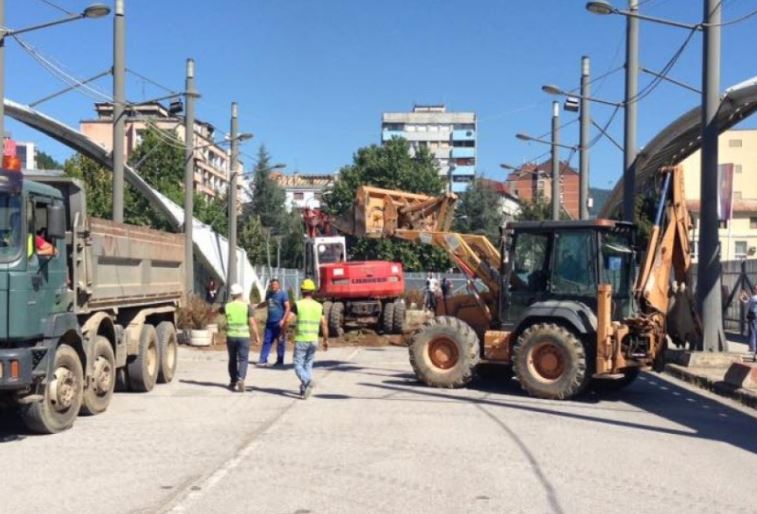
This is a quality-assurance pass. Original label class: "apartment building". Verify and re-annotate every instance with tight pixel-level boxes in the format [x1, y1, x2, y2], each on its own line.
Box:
[506, 160, 580, 219]
[477, 178, 521, 219]
[81, 102, 243, 203]
[381, 105, 476, 193]
[271, 172, 335, 212]
[681, 128, 757, 261]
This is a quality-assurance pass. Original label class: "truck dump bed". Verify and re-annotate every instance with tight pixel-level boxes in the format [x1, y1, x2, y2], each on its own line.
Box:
[75, 218, 185, 313]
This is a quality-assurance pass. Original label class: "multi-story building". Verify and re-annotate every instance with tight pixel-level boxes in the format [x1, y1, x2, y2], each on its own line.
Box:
[81, 102, 243, 203]
[16, 141, 36, 170]
[681, 128, 757, 261]
[506, 160, 580, 219]
[271, 172, 335, 212]
[381, 105, 476, 193]
[478, 178, 521, 219]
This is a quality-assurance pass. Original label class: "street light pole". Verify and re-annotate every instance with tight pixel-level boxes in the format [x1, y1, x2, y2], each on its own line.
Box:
[551, 101, 560, 221]
[698, 0, 724, 352]
[579, 55, 591, 220]
[112, 0, 125, 222]
[183, 58, 197, 297]
[227, 102, 239, 288]
[623, 0, 639, 223]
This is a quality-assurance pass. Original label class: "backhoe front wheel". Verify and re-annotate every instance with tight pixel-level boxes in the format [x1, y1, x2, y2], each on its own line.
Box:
[408, 316, 480, 388]
[513, 323, 589, 400]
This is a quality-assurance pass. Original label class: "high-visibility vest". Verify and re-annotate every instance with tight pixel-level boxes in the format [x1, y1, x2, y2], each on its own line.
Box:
[225, 300, 250, 338]
[295, 299, 323, 343]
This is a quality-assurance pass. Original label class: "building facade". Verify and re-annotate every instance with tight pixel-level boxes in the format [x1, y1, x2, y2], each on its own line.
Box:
[478, 178, 521, 219]
[681, 128, 757, 261]
[81, 102, 243, 203]
[16, 141, 36, 170]
[506, 160, 580, 219]
[381, 105, 476, 193]
[271, 172, 335, 212]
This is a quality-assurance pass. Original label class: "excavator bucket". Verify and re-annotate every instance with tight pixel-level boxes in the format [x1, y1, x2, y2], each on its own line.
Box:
[334, 186, 458, 237]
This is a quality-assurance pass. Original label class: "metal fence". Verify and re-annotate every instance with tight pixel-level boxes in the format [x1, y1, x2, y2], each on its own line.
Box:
[690, 259, 756, 335]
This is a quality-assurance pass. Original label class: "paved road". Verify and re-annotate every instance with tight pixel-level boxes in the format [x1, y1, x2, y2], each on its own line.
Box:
[1, 346, 756, 514]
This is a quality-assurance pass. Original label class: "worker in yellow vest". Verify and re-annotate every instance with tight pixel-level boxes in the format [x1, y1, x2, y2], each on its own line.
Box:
[282, 279, 328, 399]
[223, 283, 260, 392]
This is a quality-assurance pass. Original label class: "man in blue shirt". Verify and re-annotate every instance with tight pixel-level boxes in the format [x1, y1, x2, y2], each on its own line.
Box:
[740, 284, 757, 361]
[257, 278, 291, 366]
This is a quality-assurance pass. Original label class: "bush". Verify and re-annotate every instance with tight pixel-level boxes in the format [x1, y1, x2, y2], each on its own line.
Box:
[178, 295, 219, 330]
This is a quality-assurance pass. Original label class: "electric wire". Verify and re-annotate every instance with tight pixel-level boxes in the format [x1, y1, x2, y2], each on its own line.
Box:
[34, 0, 74, 15]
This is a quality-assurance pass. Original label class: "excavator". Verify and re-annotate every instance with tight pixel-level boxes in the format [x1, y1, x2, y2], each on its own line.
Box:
[334, 165, 701, 399]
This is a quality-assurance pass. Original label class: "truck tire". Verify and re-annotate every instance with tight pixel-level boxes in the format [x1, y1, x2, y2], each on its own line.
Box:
[21, 344, 83, 434]
[380, 301, 395, 334]
[513, 323, 589, 400]
[80, 336, 116, 416]
[156, 321, 178, 384]
[328, 302, 345, 338]
[392, 299, 406, 334]
[128, 324, 159, 393]
[408, 316, 480, 388]
[322, 301, 333, 325]
[592, 367, 641, 393]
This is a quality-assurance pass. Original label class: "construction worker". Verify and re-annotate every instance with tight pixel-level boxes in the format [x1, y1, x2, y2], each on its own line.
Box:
[256, 278, 290, 367]
[283, 279, 328, 399]
[223, 283, 260, 392]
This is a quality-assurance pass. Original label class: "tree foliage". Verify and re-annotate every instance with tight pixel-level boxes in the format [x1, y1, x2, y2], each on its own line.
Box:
[248, 145, 287, 231]
[325, 138, 450, 271]
[516, 195, 571, 221]
[453, 179, 505, 245]
[36, 150, 62, 170]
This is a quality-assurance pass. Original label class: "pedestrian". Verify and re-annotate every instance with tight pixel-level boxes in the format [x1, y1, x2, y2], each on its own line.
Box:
[739, 284, 757, 361]
[282, 279, 328, 399]
[424, 272, 432, 310]
[428, 274, 440, 312]
[440, 275, 450, 313]
[205, 278, 219, 305]
[256, 278, 291, 367]
[223, 283, 260, 392]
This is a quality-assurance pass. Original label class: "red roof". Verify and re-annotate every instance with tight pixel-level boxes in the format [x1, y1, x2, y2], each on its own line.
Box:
[478, 178, 517, 198]
[506, 160, 578, 181]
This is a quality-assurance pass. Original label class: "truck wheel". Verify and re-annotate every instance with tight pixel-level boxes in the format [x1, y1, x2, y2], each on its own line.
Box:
[328, 302, 345, 338]
[80, 336, 115, 416]
[592, 368, 640, 393]
[513, 323, 589, 400]
[323, 301, 333, 324]
[381, 301, 395, 334]
[21, 344, 83, 434]
[128, 324, 159, 393]
[156, 321, 178, 384]
[408, 316, 480, 388]
[392, 299, 406, 334]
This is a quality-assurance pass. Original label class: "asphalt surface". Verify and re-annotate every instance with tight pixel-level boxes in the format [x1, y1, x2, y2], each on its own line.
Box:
[1, 346, 756, 514]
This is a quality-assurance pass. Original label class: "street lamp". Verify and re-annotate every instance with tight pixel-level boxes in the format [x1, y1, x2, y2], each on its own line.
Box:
[0, 2, 110, 154]
[515, 132, 576, 151]
[586, 1, 702, 30]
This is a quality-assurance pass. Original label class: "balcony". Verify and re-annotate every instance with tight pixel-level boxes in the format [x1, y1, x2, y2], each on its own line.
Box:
[452, 129, 476, 141]
[451, 147, 475, 158]
[382, 129, 405, 141]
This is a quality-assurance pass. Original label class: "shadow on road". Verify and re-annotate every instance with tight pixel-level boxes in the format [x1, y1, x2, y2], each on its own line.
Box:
[0, 408, 28, 442]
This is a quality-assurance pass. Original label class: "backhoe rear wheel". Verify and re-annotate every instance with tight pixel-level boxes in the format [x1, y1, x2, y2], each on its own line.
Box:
[408, 316, 480, 388]
[513, 323, 589, 400]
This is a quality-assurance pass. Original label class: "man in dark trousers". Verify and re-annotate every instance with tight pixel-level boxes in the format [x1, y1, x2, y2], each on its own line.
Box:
[283, 279, 328, 399]
[256, 278, 290, 366]
[223, 283, 260, 392]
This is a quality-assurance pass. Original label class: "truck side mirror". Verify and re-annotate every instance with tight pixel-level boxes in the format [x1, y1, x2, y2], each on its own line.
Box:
[46, 202, 66, 240]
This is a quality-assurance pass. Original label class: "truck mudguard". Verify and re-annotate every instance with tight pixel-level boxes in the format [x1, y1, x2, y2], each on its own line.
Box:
[516, 300, 597, 335]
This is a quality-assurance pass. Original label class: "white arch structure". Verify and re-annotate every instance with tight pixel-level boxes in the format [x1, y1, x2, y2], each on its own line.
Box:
[5, 98, 265, 300]
[600, 76, 757, 216]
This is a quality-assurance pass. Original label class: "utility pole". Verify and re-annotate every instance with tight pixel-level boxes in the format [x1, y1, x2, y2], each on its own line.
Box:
[622, 0, 639, 223]
[183, 58, 197, 296]
[579, 56, 590, 220]
[112, 0, 125, 222]
[698, 0, 724, 352]
[227, 102, 239, 288]
[551, 101, 560, 221]
[0, 0, 6, 148]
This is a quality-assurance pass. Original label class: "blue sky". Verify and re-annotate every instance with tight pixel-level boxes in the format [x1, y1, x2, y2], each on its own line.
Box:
[5, 0, 757, 190]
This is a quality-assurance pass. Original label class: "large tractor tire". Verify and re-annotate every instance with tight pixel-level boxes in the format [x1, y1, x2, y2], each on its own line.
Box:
[592, 367, 641, 393]
[392, 299, 406, 334]
[322, 301, 333, 326]
[80, 336, 116, 416]
[380, 301, 395, 334]
[328, 302, 345, 338]
[21, 344, 84, 434]
[408, 316, 480, 388]
[513, 323, 589, 400]
[156, 321, 178, 384]
[127, 324, 159, 393]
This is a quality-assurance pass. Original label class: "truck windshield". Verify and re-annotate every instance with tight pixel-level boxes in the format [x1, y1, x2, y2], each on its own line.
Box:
[601, 233, 633, 297]
[0, 193, 22, 262]
[317, 242, 345, 264]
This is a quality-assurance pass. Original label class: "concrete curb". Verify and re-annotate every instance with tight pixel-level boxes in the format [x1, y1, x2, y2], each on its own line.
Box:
[665, 363, 757, 410]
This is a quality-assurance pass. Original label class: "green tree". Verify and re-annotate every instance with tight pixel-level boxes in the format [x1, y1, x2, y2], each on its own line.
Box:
[195, 193, 228, 236]
[278, 211, 305, 268]
[516, 195, 571, 221]
[325, 138, 449, 271]
[248, 145, 287, 232]
[36, 150, 62, 170]
[453, 179, 505, 244]
[238, 214, 267, 265]
[63, 154, 113, 218]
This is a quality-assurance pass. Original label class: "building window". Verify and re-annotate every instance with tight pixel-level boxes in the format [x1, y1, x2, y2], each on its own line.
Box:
[751, 217, 757, 229]
[729, 139, 742, 148]
[293, 192, 304, 200]
[735, 241, 748, 258]
[735, 164, 743, 174]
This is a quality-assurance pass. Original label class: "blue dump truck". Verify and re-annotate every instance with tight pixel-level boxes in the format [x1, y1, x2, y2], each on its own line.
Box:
[0, 157, 185, 433]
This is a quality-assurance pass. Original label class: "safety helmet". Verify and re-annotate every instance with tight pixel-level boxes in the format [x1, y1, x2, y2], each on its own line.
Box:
[301, 279, 317, 292]
[229, 283, 244, 297]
